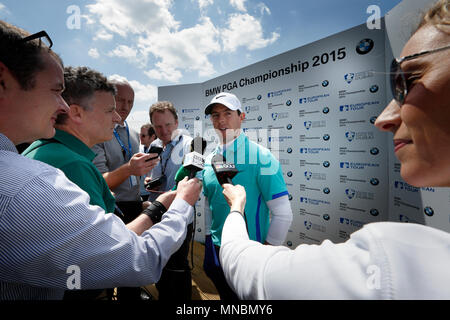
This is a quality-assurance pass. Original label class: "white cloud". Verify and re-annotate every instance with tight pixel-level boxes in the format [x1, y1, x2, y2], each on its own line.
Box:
[230, 0, 246, 12]
[108, 45, 149, 68]
[129, 80, 158, 105]
[140, 16, 220, 82]
[108, 74, 128, 83]
[86, 0, 278, 83]
[81, 14, 96, 25]
[94, 29, 113, 41]
[221, 13, 279, 52]
[108, 45, 137, 59]
[145, 63, 183, 83]
[86, 0, 179, 37]
[126, 83, 157, 131]
[257, 3, 271, 16]
[88, 48, 100, 59]
[127, 110, 151, 132]
[0, 2, 11, 15]
[196, 0, 213, 10]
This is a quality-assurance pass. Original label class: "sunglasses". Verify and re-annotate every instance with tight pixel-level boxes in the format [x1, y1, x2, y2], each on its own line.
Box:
[390, 44, 450, 106]
[19, 30, 53, 49]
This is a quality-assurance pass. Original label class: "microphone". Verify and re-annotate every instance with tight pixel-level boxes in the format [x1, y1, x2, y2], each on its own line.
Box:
[183, 151, 205, 179]
[211, 153, 238, 185]
[173, 137, 207, 189]
[211, 153, 249, 233]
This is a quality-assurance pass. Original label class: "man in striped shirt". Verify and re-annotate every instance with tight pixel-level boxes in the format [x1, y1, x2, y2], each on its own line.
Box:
[0, 20, 201, 300]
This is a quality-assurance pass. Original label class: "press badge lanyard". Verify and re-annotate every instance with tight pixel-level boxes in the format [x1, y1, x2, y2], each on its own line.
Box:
[113, 121, 134, 187]
[161, 135, 183, 176]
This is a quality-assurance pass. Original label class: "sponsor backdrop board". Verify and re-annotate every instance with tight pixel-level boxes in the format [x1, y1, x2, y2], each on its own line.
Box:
[158, 0, 450, 246]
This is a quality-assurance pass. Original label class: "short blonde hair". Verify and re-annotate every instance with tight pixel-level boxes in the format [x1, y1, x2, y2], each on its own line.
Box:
[417, 0, 450, 31]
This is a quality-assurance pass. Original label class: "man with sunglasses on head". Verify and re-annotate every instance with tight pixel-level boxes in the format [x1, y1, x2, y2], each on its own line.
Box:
[218, 0, 450, 300]
[0, 20, 202, 300]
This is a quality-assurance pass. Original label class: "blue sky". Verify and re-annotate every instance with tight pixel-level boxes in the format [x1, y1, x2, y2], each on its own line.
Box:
[0, 0, 401, 121]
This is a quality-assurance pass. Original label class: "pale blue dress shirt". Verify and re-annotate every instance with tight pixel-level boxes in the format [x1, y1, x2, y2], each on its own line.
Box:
[0, 133, 193, 300]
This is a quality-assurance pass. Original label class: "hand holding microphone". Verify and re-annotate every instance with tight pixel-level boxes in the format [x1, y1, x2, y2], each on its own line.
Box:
[211, 153, 238, 185]
[222, 184, 246, 215]
[173, 136, 207, 189]
[176, 176, 202, 206]
[211, 154, 248, 226]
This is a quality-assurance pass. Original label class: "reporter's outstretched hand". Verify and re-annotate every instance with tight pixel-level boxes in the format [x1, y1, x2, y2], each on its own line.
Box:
[222, 184, 246, 214]
[176, 177, 202, 206]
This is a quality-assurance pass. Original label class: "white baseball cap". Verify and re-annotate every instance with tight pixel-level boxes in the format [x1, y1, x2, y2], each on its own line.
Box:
[205, 92, 243, 115]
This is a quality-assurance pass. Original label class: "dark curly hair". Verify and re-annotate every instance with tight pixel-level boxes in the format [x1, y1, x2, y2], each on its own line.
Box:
[56, 66, 116, 124]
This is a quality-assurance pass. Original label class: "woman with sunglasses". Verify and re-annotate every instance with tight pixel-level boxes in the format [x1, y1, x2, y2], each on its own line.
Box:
[218, 0, 450, 299]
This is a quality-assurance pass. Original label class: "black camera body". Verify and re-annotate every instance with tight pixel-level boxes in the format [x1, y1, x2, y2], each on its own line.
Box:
[145, 174, 167, 190]
[146, 146, 163, 161]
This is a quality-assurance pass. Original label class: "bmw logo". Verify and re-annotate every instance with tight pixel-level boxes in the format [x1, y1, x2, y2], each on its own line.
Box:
[197, 228, 202, 232]
[287, 241, 293, 247]
[287, 147, 293, 154]
[322, 80, 329, 87]
[286, 100, 292, 106]
[344, 73, 355, 84]
[370, 178, 379, 186]
[286, 124, 292, 130]
[257, 95, 262, 100]
[195, 116, 200, 120]
[370, 116, 377, 124]
[370, 147, 380, 155]
[424, 207, 434, 217]
[287, 171, 293, 177]
[257, 116, 263, 121]
[323, 134, 330, 141]
[323, 161, 330, 168]
[370, 208, 379, 217]
[345, 188, 356, 199]
[323, 187, 330, 194]
[323, 214, 330, 221]
[356, 38, 374, 55]
[322, 107, 330, 114]
[370, 85, 379, 93]
[304, 221, 312, 230]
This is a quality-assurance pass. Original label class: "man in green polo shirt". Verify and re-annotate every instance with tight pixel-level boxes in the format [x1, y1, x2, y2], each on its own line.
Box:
[202, 92, 293, 300]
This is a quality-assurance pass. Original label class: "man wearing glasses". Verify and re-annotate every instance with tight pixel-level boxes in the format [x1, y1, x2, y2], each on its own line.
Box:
[139, 123, 157, 201]
[0, 21, 202, 300]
